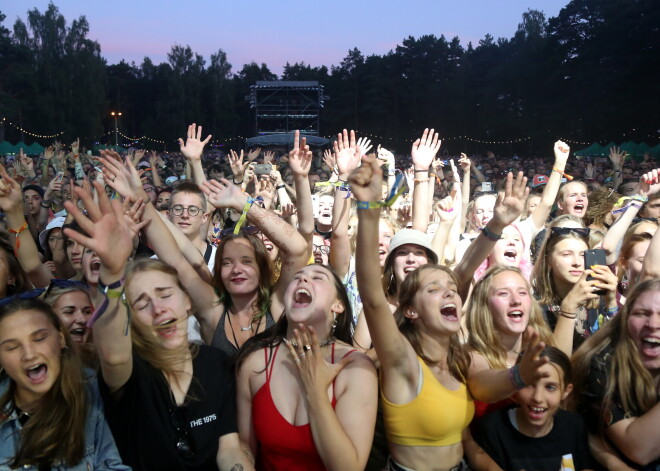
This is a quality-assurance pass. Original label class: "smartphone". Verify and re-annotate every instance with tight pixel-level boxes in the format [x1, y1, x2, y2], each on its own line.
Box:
[584, 249, 606, 295]
[56, 171, 65, 182]
[311, 194, 320, 219]
[481, 182, 493, 192]
[254, 164, 272, 176]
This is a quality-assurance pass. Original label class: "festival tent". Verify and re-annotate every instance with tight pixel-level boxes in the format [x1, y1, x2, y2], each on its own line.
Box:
[0, 141, 16, 155]
[13, 141, 30, 153]
[245, 133, 330, 148]
[574, 143, 606, 157]
[26, 141, 45, 155]
[649, 143, 660, 156]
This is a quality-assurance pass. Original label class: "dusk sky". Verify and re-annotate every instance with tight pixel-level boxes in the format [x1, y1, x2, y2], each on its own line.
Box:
[3, 1, 570, 75]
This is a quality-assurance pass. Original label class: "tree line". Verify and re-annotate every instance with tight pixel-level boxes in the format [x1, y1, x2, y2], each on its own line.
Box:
[0, 0, 658, 155]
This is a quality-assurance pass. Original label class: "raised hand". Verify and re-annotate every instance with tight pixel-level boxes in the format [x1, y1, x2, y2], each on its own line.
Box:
[333, 129, 361, 178]
[246, 147, 262, 163]
[19, 151, 35, 174]
[44, 146, 55, 161]
[263, 150, 275, 164]
[638, 168, 660, 197]
[254, 177, 275, 203]
[356, 137, 373, 156]
[458, 153, 471, 172]
[46, 174, 63, 195]
[492, 171, 529, 227]
[71, 138, 80, 156]
[201, 178, 247, 211]
[63, 182, 143, 276]
[278, 202, 297, 219]
[553, 140, 570, 165]
[288, 130, 312, 177]
[178, 123, 212, 162]
[323, 149, 337, 171]
[376, 145, 394, 168]
[133, 149, 146, 166]
[609, 146, 625, 169]
[348, 153, 383, 203]
[100, 150, 144, 200]
[0, 165, 26, 213]
[411, 128, 441, 170]
[436, 191, 458, 223]
[228, 149, 249, 179]
[122, 197, 150, 239]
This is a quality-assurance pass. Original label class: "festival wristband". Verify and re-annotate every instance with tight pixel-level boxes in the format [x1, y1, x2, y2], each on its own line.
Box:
[233, 197, 255, 234]
[508, 364, 527, 390]
[9, 221, 29, 256]
[89, 278, 128, 333]
[552, 167, 573, 181]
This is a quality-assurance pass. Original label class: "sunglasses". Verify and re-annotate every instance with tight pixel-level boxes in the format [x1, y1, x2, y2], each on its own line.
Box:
[313, 244, 330, 255]
[43, 279, 89, 298]
[170, 406, 195, 459]
[549, 227, 590, 238]
[0, 289, 46, 308]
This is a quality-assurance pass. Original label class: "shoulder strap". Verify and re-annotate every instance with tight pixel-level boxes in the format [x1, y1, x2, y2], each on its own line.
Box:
[203, 243, 213, 263]
[265, 344, 280, 382]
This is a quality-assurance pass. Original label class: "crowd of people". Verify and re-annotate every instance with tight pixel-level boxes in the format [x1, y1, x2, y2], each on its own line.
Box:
[0, 124, 658, 471]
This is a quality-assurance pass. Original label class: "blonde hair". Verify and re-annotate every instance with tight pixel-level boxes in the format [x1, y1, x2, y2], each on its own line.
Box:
[467, 266, 554, 369]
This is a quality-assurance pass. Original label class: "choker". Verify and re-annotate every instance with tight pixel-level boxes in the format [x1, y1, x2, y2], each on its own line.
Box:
[282, 336, 335, 348]
[240, 324, 253, 332]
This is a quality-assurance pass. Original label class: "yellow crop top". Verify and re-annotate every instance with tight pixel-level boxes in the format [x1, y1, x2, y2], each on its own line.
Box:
[381, 357, 475, 447]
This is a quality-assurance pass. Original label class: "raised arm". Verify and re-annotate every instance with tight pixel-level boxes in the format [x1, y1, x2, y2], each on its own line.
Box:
[179, 123, 212, 188]
[350, 153, 416, 373]
[0, 165, 52, 287]
[609, 146, 625, 190]
[531, 140, 569, 230]
[63, 182, 143, 392]
[289, 130, 315, 242]
[329, 130, 362, 278]
[453, 172, 529, 300]
[148, 151, 164, 188]
[411, 128, 441, 232]
[459, 154, 471, 233]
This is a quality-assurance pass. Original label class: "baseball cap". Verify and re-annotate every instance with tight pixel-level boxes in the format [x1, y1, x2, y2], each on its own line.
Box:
[531, 175, 548, 188]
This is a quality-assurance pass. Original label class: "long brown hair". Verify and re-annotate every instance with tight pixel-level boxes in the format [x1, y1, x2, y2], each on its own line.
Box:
[572, 279, 659, 435]
[0, 298, 87, 468]
[394, 265, 471, 381]
[213, 233, 274, 323]
[467, 266, 555, 369]
[0, 231, 30, 297]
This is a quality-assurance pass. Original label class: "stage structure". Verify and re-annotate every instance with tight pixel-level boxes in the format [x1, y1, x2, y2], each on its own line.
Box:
[247, 81, 326, 136]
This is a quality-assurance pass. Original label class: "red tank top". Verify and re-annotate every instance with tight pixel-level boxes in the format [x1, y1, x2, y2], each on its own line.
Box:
[252, 343, 352, 471]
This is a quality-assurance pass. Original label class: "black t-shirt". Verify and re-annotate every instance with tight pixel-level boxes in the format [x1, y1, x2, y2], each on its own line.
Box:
[99, 345, 237, 471]
[476, 406, 595, 471]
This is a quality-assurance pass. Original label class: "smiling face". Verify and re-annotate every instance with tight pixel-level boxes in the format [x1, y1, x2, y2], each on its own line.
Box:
[514, 362, 571, 436]
[490, 225, 524, 267]
[392, 243, 429, 285]
[284, 265, 343, 335]
[558, 181, 588, 218]
[51, 290, 93, 344]
[0, 309, 65, 410]
[378, 220, 394, 267]
[487, 271, 532, 336]
[409, 268, 462, 335]
[549, 237, 588, 287]
[219, 238, 260, 297]
[127, 270, 191, 350]
[627, 289, 660, 372]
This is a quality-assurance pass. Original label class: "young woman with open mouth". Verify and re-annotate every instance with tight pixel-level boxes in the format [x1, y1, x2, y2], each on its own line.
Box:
[63, 183, 254, 471]
[0, 297, 128, 470]
[352, 153, 474, 471]
[235, 263, 377, 470]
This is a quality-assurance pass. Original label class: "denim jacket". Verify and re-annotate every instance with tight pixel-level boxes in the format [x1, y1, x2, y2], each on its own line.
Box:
[0, 372, 131, 470]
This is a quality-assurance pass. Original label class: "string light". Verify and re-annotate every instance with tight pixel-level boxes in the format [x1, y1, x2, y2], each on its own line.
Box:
[1, 117, 64, 139]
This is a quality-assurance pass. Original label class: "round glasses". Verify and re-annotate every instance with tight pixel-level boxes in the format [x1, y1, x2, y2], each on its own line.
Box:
[170, 205, 202, 217]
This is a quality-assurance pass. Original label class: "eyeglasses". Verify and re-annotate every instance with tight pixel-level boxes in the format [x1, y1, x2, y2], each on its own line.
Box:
[0, 289, 46, 308]
[170, 406, 195, 459]
[170, 205, 202, 217]
[313, 244, 330, 254]
[220, 225, 260, 237]
[549, 227, 590, 238]
[43, 279, 89, 298]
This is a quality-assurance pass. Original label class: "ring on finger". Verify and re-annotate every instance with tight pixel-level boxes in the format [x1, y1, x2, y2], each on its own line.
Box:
[298, 352, 306, 358]
[304, 345, 312, 352]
